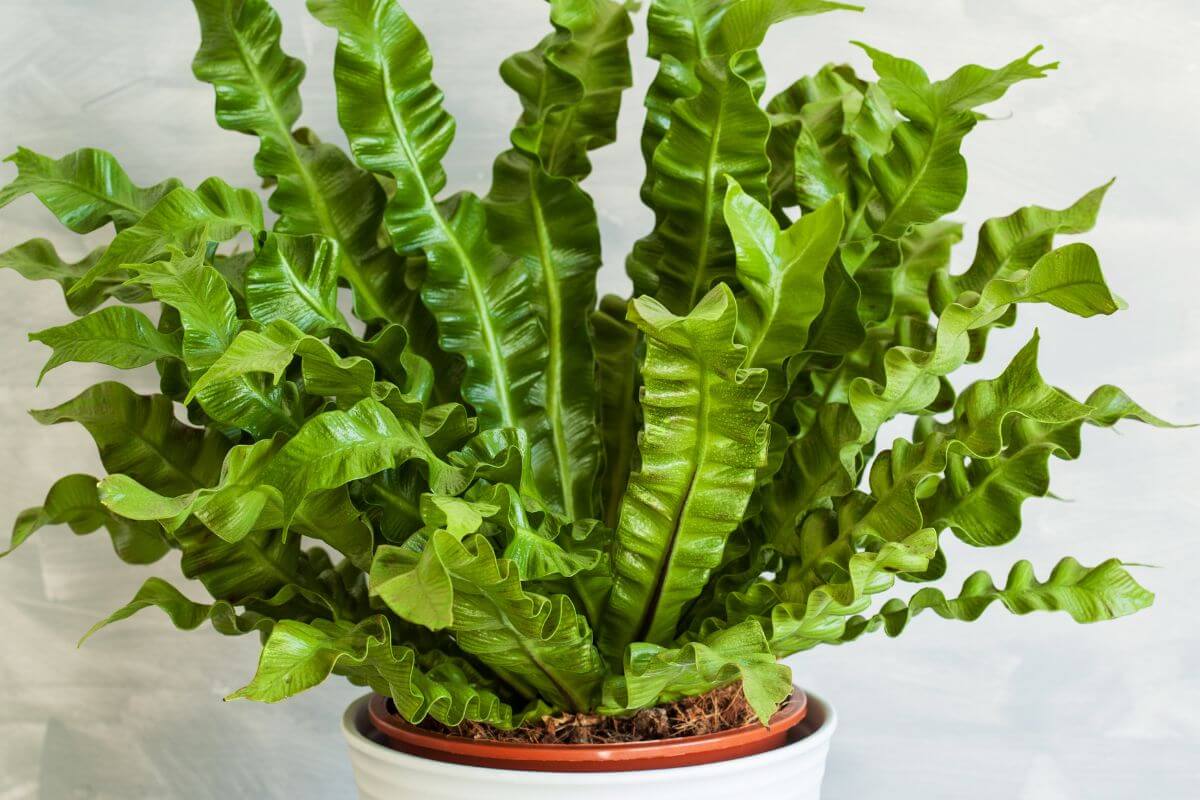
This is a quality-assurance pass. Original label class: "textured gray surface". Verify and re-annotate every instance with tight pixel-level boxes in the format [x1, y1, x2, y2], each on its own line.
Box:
[1, 1, 1197, 798]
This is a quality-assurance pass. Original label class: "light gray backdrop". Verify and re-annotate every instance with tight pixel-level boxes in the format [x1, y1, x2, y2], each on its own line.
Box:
[1, 1, 1197, 798]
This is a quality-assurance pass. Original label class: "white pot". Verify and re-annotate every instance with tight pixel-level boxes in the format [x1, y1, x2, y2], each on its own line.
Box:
[341, 691, 837, 799]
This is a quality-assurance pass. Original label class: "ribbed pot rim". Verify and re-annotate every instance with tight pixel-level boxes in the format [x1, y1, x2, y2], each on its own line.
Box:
[342, 688, 837, 781]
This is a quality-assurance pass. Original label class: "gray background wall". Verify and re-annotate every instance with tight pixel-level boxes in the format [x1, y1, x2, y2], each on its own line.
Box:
[1, 1, 1197, 797]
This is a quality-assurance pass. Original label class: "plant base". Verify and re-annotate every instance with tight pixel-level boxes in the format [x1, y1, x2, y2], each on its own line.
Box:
[342, 690, 837, 799]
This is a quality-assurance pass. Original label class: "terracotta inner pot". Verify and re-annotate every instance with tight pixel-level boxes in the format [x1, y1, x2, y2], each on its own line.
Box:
[366, 688, 809, 772]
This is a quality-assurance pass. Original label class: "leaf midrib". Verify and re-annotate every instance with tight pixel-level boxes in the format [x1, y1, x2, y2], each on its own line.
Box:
[370, 37, 518, 429]
[473, 586, 591, 711]
[224, 6, 391, 322]
[275, 246, 339, 325]
[34, 174, 144, 222]
[875, 116, 947, 237]
[634, 351, 713, 644]
[527, 176, 577, 517]
[97, 417, 209, 490]
[686, 79, 727, 310]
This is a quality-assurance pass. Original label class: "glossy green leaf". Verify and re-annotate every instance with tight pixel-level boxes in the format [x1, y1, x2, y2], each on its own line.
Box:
[329, 323, 434, 403]
[842, 557, 1154, 641]
[99, 437, 287, 541]
[80, 576, 274, 644]
[231, 614, 533, 727]
[30, 305, 182, 382]
[636, 0, 719, 210]
[927, 384, 1178, 548]
[4, 474, 168, 564]
[372, 532, 604, 710]
[505, 0, 634, 180]
[71, 178, 264, 294]
[843, 243, 1122, 471]
[603, 619, 791, 724]
[31, 382, 231, 496]
[0, 238, 149, 315]
[0, 147, 180, 232]
[481, 0, 633, 519]
[601, 286, 768, 657]
[120, 396, 466, 541]
[371, 537, 455, 630]
[175, 525, 303, 602]
[711, 1, 861, 56]
[484, 163, 599, 517]
[726, 179, 843, 399]
[717, 525, 941, 656]
[947, 181, 1111, 296]
[245, 232, 348, 334]
[311, 0, 542, 441]
[125, 243, 241, 369]
[630, 56, 770, 314]
[184, 321, 301, 404]
[593, 295, 640, 530]
[190, 0, 412, 324]
[227, 616, 389, 702]
[854, 43, 1056, 238]
[851, 333, 1095, 550]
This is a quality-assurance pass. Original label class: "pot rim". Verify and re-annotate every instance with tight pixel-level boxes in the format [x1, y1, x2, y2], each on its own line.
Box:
[368, 688, 806, 761]
[342, 688, 837, 781]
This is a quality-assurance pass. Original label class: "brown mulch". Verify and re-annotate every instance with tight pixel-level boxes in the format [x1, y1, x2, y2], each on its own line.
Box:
[417, 682, 758, 744]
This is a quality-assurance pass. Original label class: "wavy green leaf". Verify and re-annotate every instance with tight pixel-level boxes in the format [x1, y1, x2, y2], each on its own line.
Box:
[183, 321, 301, 404]
[190, 0, 412, 324]
[329, 323, 434, 404]
[842, 243, 1122, 474]
[71, 178, 264, 294]
[230, 614, 534, 727]
[710, 0, 860, 56]
[853, 333, 1094, 550]
[706, 523, 939, 656]
[187, 327, 305, 439]
[246, 232, 348, 334]
[480, 0, 633, 519]
[630, 55, 770, 314]
[3, 473, 168, 564]
[125, 243, 241, 369]
[726, 179, 843, 401]
[770, 66, 897, 217]
[0, 238, 150, 315]
[30, 306, 182, 382]
[603, 619, 791, 724]
[100, 437, 287, 541]
[506, 0, 634, 180]
[484, 164, 599, 517]
[175, 524, 302, 601]
[100, 397, 451, 560]
[636, 0, 718, 211]
[854, 43, 1056, 239]
[220, 397, 462, 531]
[601, 286, 768, 657]
[948, 182, 1112, 296]
[926, 384, 1177, 548]
[593, 295, 640, 530]
[311, 0, 542, 441]
[371, 532, 604, 710]
[79, 576, 275, 644]
[228, 616, 388, 702]
[842, 557, 1154, 641]
[0, 147, 180, 232]
[31, 382, 231, 496]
